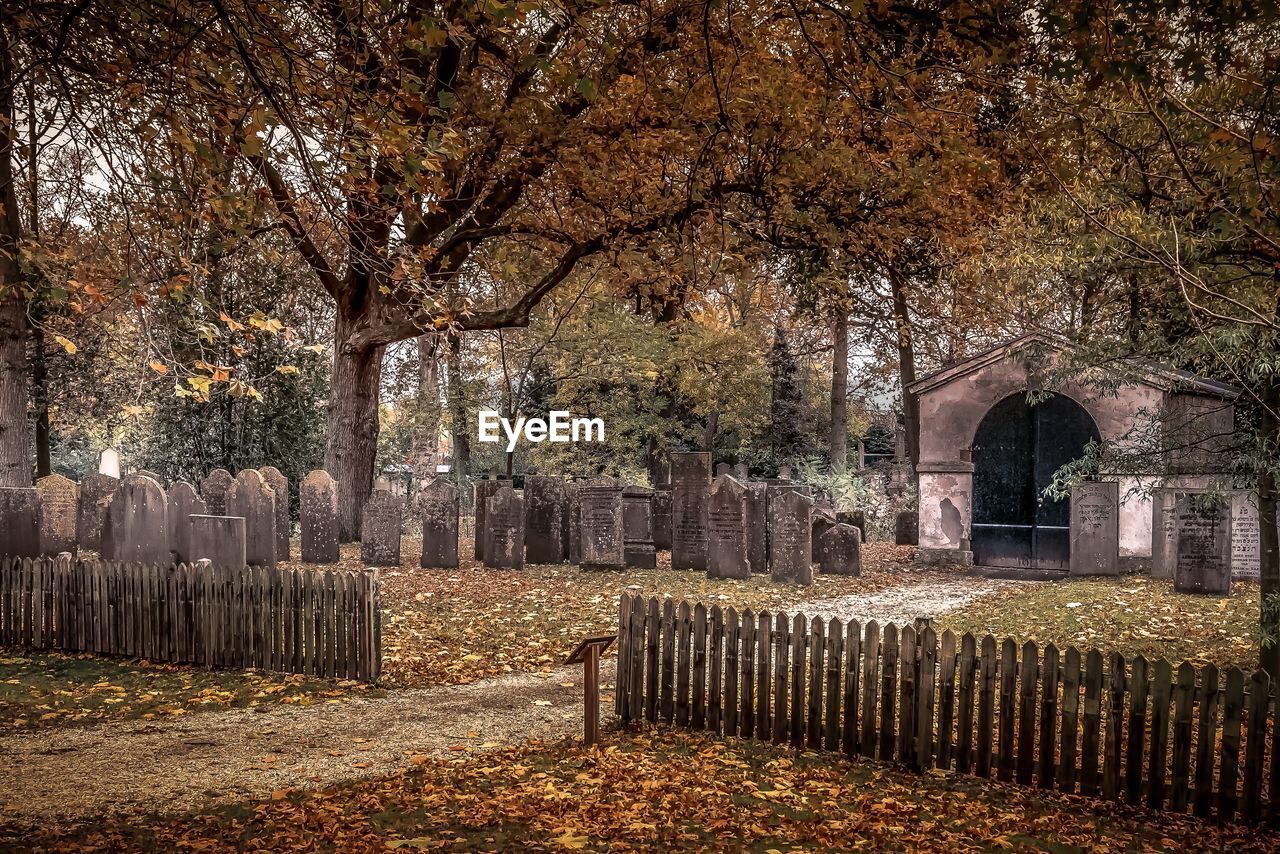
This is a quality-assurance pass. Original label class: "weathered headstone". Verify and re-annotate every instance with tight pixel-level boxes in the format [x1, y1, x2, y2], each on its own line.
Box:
[419, 480, 460, 568]
[837, 510, 867, 543]
[1230, 492, 1261, 580]
[101, 475, 170, 565]
[622, 485, 656, 569]
[706, 475, 750, 580]
[580, 482, 625, 568]
[300, 470, 340, 563]
[226, 469, 277, 568]
[474, 479, 501, 562]
[259, 466, 291, 562]
[166, 481, 207, 563]
[1173, 495, 1232, 595]
[651, 489, 673, 552]
[134, 470, 163, 485]
[1151, 488, 1206, 579]
[35, 474, 79, 556]
[768, 488, 813, 585]
[1069, 482, 1120, 576]
[566, 482, 583, 563]
[201, 469, 234, 517]
[818, 523, 861, 576]
[732, 463, 749, 481]
[744, 481, 767, 574]
[97, 447, 121, 478]
[894, 510, 919, 546]
[0, 487, 41, 558]
[360, 490, 403, 567]
[813, 488, 835, 511]
[483, 486, 525, 569]
[715, 462, 732, 477]
[76, 473, 117, 553]
[524, 475, 566, 564]
[778, 464, 793, 480]
[670, 451, 711, 570]
[188, 515, 247, 569]
[811, 506, 837, 549]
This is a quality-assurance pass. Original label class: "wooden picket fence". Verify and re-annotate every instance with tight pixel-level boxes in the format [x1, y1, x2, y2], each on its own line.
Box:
[616, 593, 1279, 825]
[0, 556, 381, 682]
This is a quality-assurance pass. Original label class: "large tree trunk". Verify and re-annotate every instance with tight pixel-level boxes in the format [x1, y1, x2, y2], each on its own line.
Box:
[0, 31, 29, 487]
[411, 333, 442, 485]
[325, 310, 383, 542]
[447, 330, 470, 479]
[1260, 361, 1280, 677]
[830, 312, 849, 472]
[889, 270, 920, 474]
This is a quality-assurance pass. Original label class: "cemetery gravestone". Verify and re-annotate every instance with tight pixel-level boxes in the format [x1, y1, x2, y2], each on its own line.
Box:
[300, 470, 340, 563]
[201, 469, 234, 517]
[622, 485, 656, 568]
[166, 481, 207, 563]
[259, 466, 291, 562]
[35, 474, 79, 556]
[715, 463, 732, 477]
[837, 510, 867, 543]
[361, 490, 404, 567]
[188, 515, 247, 569]
[894, 510, 919, 546]
[651, 489, 673, 552]
[227, 470, 277, 568]
[744, 481, 767, 574]
[524, 476, 566, 564]
[706, 476, 750, 580]
[0, 487, 41, 558]
[474, 479, 501, 561]
[818, 523, 861, 576]
[419, 480, 460, 568]
[484, 487, 525, 569]
[566, 482, 583, 563]
[97, 447, 121, 478]
[733, 463, 749, 481]
[1230, 492, 1260, 580]
[1173, 495, 1232, 595]
[580, 482, 625, 568]
[77, 473, 117, 553]
[769, 488, 813, 585]
[811, 506, 837, 549]
[1069, 482, 1120, 576]
[671, 452, 711, 570]
[1151, 488, 1207, 579]
[102, 475, 170, 565]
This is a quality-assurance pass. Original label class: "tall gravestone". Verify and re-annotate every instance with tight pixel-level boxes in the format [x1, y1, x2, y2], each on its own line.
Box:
[670, 452, 711, 570]
[0, 487, 41, 558]
[524, 476, 565, 564]
[579, 481, 625, 568]
[715, 462, 732, 477]
[768, 488, 813, 586]
[811, 507, 837, 550]
[651, 489, 673, 552]
[566, 482, 583, 563]
[260, 466, 291, 562]
[227, 469, 277, 568]
[35, 474, 79, 556]
[1069, 482, 1120, 575]
[166, 481, 207, 564]
[1152, 488, 1210, 578]
[300, 470, 340, 563]
[361, 490, 404, 567]
[837, 510, 866, 543]
[77, 473, 117, 553]
[97, 447, 121, 478]
[744, 481, 767, 574]
[188, 515, 247, 569]
[894, 510, 919, 546]
[474, 479, 501, 562]
[1230, 492, 1261, 580]
[201, 468, 234, 517]
[818, 523, 861, 576]
[733, 463, 749, 481]
[706, 475, 750, 580]
[622, 485, 656, 568]
[419, 480, 460, 568]
[1173, 495, 1232, 595]
[484, 487, 525, 569]
[102, 474, 170, 565]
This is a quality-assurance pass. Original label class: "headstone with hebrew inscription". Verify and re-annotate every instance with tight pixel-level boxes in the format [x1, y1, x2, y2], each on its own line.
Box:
[1069, 482, 1120, 576]
[524, 475, 565, 564]
[1230, 491, 1260, 580]
[706, 475, 750, 580]
[360, 490, 403, 567]
[670, 452, 711, 570]
[483, 486, 525, 569]
[0, 487, 41, 558]
[651, 489, 673, 552]
[77, 473, 117, 553]
[744, 481, 767, 574]
[474, 479, 501, 562]
[580, 481, 625, 568]
[201, 468, 234, 517]
[768, 488, 813, 585]
[622, 485, 656, 568]
[419, 479, 460, 568]
[1173, 495, 1232, 595]
[818, 523, 861, 576]
[35, 474, 79, 556]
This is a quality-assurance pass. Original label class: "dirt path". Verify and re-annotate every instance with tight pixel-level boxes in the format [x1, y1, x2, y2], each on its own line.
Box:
[796, 575, 1029, 627]
[0, 660, 615, 830]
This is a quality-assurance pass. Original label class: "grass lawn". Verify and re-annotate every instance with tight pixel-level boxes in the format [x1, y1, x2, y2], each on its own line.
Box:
[938, 574, 1261, 672]
[10, 727, 1276, 852]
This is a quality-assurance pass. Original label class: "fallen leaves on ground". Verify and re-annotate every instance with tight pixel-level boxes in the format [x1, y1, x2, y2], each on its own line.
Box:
[14, 728, 1276, 852]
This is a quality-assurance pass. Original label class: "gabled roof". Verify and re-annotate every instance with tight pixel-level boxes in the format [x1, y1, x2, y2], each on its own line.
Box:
[906, 333, 1240, 399]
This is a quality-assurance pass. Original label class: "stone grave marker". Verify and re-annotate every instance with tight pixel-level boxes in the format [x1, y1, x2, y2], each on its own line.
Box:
[1069, 482, 1120, 576]
[227, 470, 277, 568]
[259, 466, 291, 562]
[474, 479, 501, 561]
[361, 490, 404, 567]
[300, 470, 340, 563]
[524, 475, 566, 564]
[651, 489, 673, 552]
[778, 464, 793, 480]
[419, 480, 460, 568]
[768, 488, 813, 585]
[77, 473, 117, 553]
[744, 481, 767, 574]
[715, 462, 732, 477]
[484, 486, 525, 569]
[706, 475, 750, 580]
[102, 474, 170, 565]
[894, 510, 919, 546]
[566, 481, 583, 563]
[1230, 492, 1260, 580]
[732, 463, 749, 481]
[1151, 488, 1207, 579]
[35, 474, 79, 556]
[0, 487, 41, 558]
[811, 506, 837, 550]
[201, 469, 234, 517]
[837, 510, 866, 543]
[166, 481, 207, 563]
[1173, 495, 1232, 595]
[188, 515, 247, 569]
[671, 451, 711, 570]
[580, 481, 625, 568]
[622, 485, 656, 568]
[818, 523, 861, 576]
[97, 447, 121, 478]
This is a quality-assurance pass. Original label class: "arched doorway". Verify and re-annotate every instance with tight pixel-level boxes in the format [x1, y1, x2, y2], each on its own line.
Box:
[971, 392, 1100, 570]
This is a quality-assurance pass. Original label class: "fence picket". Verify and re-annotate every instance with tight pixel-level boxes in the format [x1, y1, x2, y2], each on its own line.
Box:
[645, 598, 660, 723]
[976, 635, 996, 778]
[860, 621, 880, 759]
[1080, 649, 1104, 796]
[708, 605, 723, 735]
[692, 603, 707, 730]
[937, 630, 957, 770]
[897, 625, 916, 767]
[1038, 644, 1058, 789]
[824, 617, 842, 752]
[879, 624, 898, 763]
[739, 609, 755, 738]
[660, 598, 674, 723]
[676, 601, 692, 727]
[841, 619, 860, 757]
[1170, 661, 1196, 813]
[1017, 641, 1037, 786]
[1218, 667, 1245, 821]
[1241, 669, 1269, 823]
[772, 612, 789, 745]
[1103, 652, 1126, 802]
[1126, 655, 1149, 805]
[806, 616, 823, 749]
[724, 607, 739, 737]
[755, 612, 770, 739]
[1193, 664, 1220, 819]
[1148, 659, 1172, 811]
[998, 639, 1017, 782]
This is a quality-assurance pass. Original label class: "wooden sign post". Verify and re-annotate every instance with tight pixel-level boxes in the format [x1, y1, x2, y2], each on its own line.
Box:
[565, 633, 617, 747]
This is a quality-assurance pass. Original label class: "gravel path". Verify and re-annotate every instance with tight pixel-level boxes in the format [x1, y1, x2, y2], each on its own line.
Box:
[795, 576, 1029, 628]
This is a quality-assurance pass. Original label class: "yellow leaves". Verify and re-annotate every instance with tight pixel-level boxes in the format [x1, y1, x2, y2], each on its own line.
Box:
[53, 335, 77, 355]
[249, 312, 285, 334]
[275, 365, 300, 375]
[219, 311, 246, 332]
[149, 360, 168, 374]
[549, 832, 590, 849]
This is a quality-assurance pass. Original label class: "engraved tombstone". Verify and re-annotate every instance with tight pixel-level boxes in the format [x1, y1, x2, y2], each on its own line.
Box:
[837, 510, 866, 543]
[580, 482, 625, 568]
[1069, 482, 1120, 576]
[259, 466, 291, 561]
[818, 523, 861, 576]
[227, 469, 277, 568]
[200, 468, 234, 517]
[35, 474, 79, 556]
[1230, 492, 1261, 580]
[811, 506, 837, 550]
[102, 474, 170, 565]
[732, 463, 749, 481]
[0, 487, 41, 558]
[651, 489, 673, 552]
[360, 490, 404, 567]
[768, 488, 813, 585]
[1151, 488, 1206, 579]
[622, 484, 656, 569]
[419, 480, 460, 568]
[1173, 495, 1232, 595]
[166, 481, 207, 564]
[188, 515, 247, 569]
[706, 475, 750, 580]
[715, 463, 732, 477]
[524, 475, 566, 564]
[670, 451, 711, 570]
[300, 470, 340, 563]
[76, 473, 117, 553]
[744, 481, 767, 574]
[474, 479, 501, 561]
[483, 486, 525, 569]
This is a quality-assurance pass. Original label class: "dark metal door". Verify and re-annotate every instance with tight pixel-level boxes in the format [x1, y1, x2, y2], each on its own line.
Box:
[971, 393, 1100, 570]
